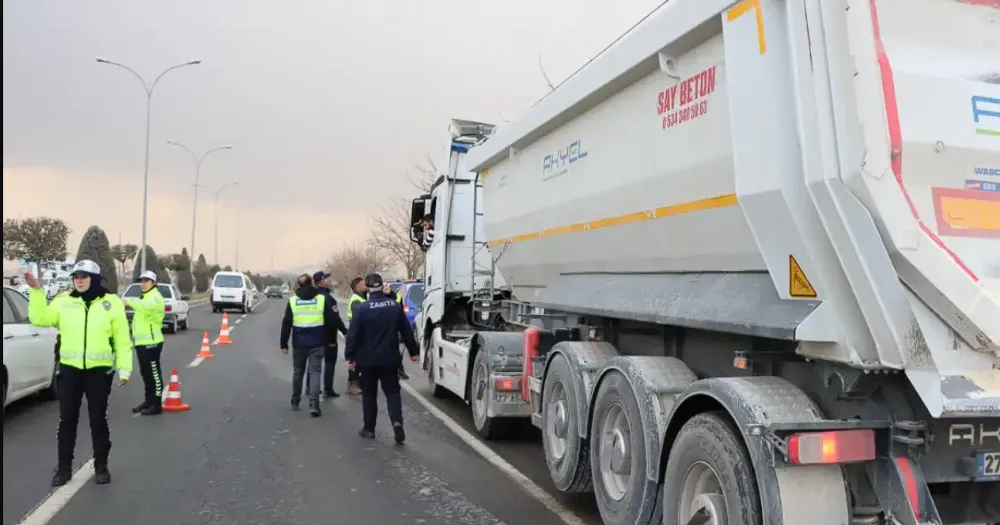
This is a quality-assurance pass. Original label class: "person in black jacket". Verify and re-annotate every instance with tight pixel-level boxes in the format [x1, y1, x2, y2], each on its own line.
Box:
[345, 273, 419, 444]
[312, 271, 348, 398]
[279, 274, 338, 417]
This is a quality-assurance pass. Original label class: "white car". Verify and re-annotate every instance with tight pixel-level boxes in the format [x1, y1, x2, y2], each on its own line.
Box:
[3, 286, 58, 412]
[122, 282, 191, 333]
[210, 271, 254, 314]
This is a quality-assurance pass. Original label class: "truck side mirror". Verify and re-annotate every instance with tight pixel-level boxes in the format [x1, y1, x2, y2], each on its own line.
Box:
[409, 197, 427, 243]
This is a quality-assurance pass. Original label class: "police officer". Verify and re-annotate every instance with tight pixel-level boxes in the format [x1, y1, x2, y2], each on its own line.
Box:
[344, 273, 419, 444]
[380, 282, 410, 380]
[312, 271, 348, 398]
[345, 276, 367, 395]
[125, 271, 165, 415]
[280, 274, 338, 416]
[24, 260, 133, 486]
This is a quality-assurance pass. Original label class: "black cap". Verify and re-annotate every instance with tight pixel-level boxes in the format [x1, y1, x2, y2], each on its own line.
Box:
[364, 273, 383, 289]
[313, 271, 330, 283]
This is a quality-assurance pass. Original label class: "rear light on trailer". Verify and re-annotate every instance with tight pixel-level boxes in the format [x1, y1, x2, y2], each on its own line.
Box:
[494, 376, 520, 392]
[787, 429, 875, 465]
[521, 327, 541, 402]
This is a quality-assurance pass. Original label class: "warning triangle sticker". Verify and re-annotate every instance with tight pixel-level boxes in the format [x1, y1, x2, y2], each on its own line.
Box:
[789, 255, 817, 298]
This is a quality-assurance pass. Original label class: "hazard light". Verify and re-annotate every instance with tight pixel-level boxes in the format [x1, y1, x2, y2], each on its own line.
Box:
[494, 376, 520, 392]
[787, 429, 875, 465]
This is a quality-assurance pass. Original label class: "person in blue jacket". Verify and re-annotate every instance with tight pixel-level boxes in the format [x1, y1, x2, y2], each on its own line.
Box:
[344, 273, 419, 444]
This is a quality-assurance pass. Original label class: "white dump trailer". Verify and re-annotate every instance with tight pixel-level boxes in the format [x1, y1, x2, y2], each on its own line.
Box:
[409, 0, 999, 523]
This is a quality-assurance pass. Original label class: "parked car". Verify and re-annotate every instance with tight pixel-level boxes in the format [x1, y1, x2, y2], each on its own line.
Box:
[3, 286, 58, 412]
[400, 282, 425, 330]
[210, 271, 254, 313]
[265, 285, 283, 299]
[122, 282, 191, 333]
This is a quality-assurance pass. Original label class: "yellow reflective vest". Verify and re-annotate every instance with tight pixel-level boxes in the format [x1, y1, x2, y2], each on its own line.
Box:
[347, 293, 365, 320]
[289, 294, 325, 328]
[28, 288, 133, 379]
[124, 287, 165, 346]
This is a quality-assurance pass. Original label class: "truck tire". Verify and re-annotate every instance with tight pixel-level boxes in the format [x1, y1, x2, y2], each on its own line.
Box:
[662, 411, 762, 525]
[470, 349, 511, 439]
[590, 370, 658, 525]
[542, 353, 593, 492]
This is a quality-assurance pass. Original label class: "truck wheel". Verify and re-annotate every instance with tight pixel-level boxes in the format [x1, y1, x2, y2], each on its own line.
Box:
[590, 370, 658, 525]
[662, 412, 762, 525]
[542, 353, 593, 492]
[470, 349, 510, 439]
[425, 350, 448, 398]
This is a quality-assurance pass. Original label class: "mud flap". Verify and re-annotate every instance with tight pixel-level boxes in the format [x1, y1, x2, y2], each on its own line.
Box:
[867, 456, 942, 525]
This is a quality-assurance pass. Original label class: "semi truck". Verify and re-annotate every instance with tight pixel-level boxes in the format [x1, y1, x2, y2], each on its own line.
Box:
[408, 0, 999, 524]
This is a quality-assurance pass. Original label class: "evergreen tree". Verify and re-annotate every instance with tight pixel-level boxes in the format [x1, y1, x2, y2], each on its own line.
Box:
[176, 248, 194, 294]
[75, 226, 118, 293]
[193, 254, 210, 293]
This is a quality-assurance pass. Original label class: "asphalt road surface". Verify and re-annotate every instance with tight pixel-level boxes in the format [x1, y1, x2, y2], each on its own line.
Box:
[3, 296, 594, 525]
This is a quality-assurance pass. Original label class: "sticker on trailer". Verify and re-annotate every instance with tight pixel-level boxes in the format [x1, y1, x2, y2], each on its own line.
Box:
[972, 95, 1000, 137]
[966, 179, 999, 193]
[931, 187, 1000, 239]
[789, 255, 817, 298]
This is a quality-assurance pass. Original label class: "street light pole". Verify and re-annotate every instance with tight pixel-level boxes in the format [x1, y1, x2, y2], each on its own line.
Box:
[234, 205, 255, 270]
[96, 57, 201, 275]
[167, 141, 233, 261]
[213, 181, 240, 265]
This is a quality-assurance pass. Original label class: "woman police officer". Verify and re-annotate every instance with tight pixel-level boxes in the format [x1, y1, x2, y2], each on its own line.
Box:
[24, 259, 133, 486]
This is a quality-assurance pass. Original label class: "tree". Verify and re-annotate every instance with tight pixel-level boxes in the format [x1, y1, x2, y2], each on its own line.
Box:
[175, 248, 194, 294]
[75, 226, 118, 293]
[111, 243, 139, 277]
[2, 217, 70, 262]
[132, 245, 163, 282]
[325, 242, 392, 291]
[193, 254, 210, 292]
[222, 265, 233, 272]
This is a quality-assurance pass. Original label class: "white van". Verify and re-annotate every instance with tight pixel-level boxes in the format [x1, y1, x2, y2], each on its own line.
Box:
[210, 271, 254, 314]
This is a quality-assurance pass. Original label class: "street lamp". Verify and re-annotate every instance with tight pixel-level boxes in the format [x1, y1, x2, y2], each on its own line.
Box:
[96, 57, 201, 274]
[234, 205, 256, 271]
[213, 181, 240, 265]
[167, 141, 233, 261]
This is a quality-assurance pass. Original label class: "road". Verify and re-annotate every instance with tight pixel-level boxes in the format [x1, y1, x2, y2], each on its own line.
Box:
[2, 296, 597, 525]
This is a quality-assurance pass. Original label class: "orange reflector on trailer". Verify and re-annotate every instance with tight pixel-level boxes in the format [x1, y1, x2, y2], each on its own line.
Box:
[787, 429, 875, 465]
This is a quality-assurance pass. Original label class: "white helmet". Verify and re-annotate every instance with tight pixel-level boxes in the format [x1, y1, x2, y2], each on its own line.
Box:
[71, 259, 101, 276]
[139, 270, 158, 282]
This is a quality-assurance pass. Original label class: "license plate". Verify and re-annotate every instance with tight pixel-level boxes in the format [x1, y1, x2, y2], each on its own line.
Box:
[493, 392, 521, 403]
[222, 295, 234, 299]
[978, 452, 1000, 480]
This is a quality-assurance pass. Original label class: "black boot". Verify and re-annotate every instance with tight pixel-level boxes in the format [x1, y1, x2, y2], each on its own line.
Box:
[358, 428, 376, 439]
[290, 398, 300, 411]
[309, 401, 322, 417]
[131, 401, 150, 414]
[393, 422, 406, 445]
[140, 404, 162, 416]
[51, 466, 72, 487]
[94, 464, 111, 484]
[323, 389, 339, 398]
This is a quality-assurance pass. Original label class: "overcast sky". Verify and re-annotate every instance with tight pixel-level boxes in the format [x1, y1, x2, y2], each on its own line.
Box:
[3, 0, 662, 272]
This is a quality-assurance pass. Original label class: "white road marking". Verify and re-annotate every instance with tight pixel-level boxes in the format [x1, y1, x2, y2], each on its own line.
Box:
[399, 381, 588, 525]
[235, 318, 242, 324]
[187, 357, 204, 368]
[15, 459, 95, 525]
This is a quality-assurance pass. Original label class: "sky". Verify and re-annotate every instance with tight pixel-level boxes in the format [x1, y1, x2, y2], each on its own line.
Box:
[3, 0, 663, 273]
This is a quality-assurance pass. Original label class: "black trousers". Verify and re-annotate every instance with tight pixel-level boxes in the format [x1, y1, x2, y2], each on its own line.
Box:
[322, 343, 338, 392]
[136, 343, 164, 407]
[292, 346, 323, 404]
[359, 366, 403, 431]
[56, 365, 114, 468]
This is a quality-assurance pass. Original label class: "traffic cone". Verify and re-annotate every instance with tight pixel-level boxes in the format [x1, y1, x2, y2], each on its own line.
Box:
[197, 331, 215, 358]
[214, 313, 232, 345]
[162, 368, 190, 412]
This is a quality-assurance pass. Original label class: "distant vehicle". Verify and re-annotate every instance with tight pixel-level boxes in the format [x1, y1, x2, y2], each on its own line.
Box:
[399, 282, 424, 330]
[3, 286, 58, 412]
[122, 283, 190, 333]
[265, 286, 283, 299]
[280, 284, 289, 295]
[210, 271, 254, 314]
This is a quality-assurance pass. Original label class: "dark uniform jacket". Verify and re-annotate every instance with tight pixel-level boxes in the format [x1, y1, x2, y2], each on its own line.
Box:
[344, 291, 418, 367]
[279, 286, 338, 349]
[316, 286, 349, 337]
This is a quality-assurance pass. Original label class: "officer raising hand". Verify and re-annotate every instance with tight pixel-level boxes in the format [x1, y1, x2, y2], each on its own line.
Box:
[344, 273, 419, 444]
[24, 260, 133, 487]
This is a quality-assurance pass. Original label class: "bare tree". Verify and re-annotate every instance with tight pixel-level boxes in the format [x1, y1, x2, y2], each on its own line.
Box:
[325, 242, 393, 292]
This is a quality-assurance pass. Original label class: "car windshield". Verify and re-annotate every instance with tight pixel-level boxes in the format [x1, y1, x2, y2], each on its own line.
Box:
[122, 284, 172, 298]
[406, 284, 425, 305]
[390, 283, 403, 293]
[214, 275, 244, 288]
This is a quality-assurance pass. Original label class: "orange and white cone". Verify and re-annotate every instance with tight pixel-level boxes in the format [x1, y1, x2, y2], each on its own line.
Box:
[162, 368, 190, 412]
[197, 331, 215, 358]
[214, 313, 232, 345]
